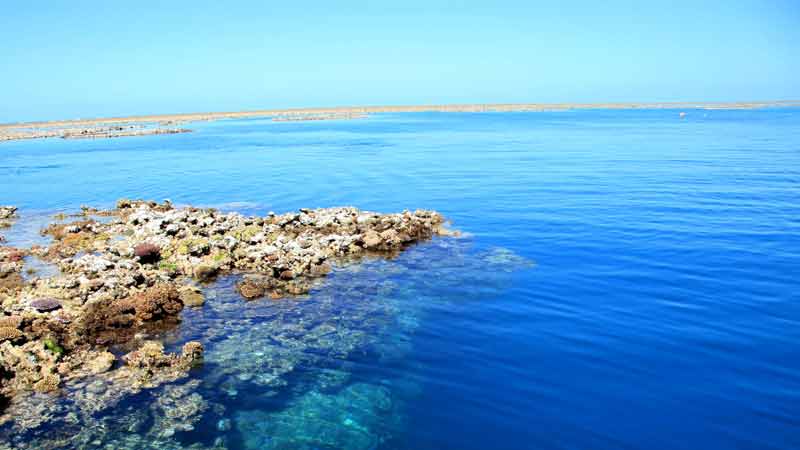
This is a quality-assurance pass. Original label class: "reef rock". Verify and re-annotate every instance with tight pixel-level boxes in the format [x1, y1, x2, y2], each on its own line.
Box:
[0, 207, 17, 220]
[179, 285, 205, 307]
[0, 340, 62, 396]
[78, 283, 184, 344]
[193, 263, 218, 282]
[120, 341, 203, 389]
[0, 247, 26, 294]
[236, 275, 272, 300]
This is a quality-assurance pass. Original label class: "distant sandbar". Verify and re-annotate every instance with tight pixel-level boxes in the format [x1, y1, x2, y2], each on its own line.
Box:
[2, 101, 797, 142]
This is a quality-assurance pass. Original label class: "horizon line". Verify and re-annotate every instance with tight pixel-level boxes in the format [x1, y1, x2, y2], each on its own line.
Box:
[3, 100, 799, 129]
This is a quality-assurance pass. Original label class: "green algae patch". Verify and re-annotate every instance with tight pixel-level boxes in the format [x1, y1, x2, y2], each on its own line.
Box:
[43, 338, 64, 356]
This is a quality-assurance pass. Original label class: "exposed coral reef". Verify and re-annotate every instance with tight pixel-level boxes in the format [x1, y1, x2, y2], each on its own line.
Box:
[0, 199, 448, 431]
[0, 125, 190, 142]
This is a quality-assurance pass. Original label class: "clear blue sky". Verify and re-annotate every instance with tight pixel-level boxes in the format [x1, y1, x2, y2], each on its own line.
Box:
[1, 0, 798, 122]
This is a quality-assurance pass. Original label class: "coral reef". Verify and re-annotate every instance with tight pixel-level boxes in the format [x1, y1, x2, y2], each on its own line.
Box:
[0, 222, 537, 450]
[0, 199, 448, 432]
[0, 125, 191, 142]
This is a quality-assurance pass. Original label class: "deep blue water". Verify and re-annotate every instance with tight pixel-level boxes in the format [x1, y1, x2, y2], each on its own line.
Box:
[1, 109, 800, 449]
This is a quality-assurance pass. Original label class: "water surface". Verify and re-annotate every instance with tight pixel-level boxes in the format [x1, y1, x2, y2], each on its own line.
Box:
[1, 109, 799, 449]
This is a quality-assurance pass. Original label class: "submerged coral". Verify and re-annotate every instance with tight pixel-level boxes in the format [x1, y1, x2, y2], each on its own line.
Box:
[150, 380, 208, 437]
[236, 383, 402, 450]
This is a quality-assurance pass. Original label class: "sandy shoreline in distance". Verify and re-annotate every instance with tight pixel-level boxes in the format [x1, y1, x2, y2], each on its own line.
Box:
[1, 101, 798, 142]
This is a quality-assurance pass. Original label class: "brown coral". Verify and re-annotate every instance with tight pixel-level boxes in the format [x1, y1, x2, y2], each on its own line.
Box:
[0, 327, 23, 343]
[78, 284, 184, 345]
[237, 276, 270, 300]
[123, 341, 172, 369]
[129, 284, 183, 322]
[0, 315, 22, 329]
[0, 341, 61, 397]
[0, 272, 24, 293]
[107, 340, 203, 392]
[33, 374, 60, 393]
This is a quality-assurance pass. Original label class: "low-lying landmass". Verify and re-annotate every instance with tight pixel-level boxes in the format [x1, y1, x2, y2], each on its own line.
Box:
[0, 124, 190, 142]
[0, 199, 453, 430]
[272, 112, 368, 122]
[1, 101, 797, 142]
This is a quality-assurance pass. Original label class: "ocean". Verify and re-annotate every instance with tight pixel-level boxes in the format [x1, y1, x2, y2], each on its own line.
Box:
[1, 108, 799, 449]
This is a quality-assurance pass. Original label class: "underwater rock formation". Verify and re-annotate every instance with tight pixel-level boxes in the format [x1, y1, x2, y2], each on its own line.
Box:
[150, 380, 208, 437]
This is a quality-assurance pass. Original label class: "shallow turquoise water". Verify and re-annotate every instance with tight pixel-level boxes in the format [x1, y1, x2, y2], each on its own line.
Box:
[1, 109, 799, 449]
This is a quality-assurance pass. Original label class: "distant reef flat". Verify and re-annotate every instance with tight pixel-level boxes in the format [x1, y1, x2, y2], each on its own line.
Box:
[2, 101, 798, 142]
[0, 124, 190, 142]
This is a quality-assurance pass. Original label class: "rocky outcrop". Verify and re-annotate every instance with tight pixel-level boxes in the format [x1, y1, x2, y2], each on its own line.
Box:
[0, 199, 450, 430]
[0, 207, 16, 220]
[0, 246, 26, 294]
[178, 285, 205, 307]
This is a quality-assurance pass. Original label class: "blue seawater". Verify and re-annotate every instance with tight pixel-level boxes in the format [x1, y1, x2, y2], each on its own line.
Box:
[1, 109, 799, 449]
